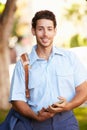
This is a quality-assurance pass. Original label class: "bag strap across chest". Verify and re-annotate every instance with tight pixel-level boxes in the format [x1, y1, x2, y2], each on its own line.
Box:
[20, 53, 30, 99]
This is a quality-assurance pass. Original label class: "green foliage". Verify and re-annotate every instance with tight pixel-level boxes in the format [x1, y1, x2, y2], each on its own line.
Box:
[74, 107, 87, 130]
[64, 4, 80, 20]
[64, 3, 87, 22]
[70, 34, 79, 47]
[63, 2, 87, 48]
[0, 3, 5, 14]
[11, 17, 19, 37]
[70, 34, 87, 47]
[0, 109, 9, 123]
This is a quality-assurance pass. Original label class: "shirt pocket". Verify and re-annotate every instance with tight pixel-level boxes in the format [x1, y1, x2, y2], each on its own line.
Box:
[55, 69, 75, 99]
[56, 72, 74, 85]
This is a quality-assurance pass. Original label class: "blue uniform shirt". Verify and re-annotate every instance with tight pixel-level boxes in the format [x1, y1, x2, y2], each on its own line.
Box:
[9, 45, 87, 113]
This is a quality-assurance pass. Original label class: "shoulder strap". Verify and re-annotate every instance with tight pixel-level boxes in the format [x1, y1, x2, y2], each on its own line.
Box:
[20, 53, 30, 99]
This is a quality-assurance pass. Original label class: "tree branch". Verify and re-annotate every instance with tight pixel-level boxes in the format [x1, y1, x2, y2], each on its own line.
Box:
[0, 0, 17, 40]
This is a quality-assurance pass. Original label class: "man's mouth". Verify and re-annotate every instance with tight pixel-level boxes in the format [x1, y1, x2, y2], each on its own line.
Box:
[42, 38, 49, 43]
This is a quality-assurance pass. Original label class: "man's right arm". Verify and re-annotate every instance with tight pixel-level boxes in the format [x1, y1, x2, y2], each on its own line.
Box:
[11, 101, 38, 119]
[11, 101, 54, 121]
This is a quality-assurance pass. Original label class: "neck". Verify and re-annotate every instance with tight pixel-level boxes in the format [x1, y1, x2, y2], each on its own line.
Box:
[36, 45, 52, 60]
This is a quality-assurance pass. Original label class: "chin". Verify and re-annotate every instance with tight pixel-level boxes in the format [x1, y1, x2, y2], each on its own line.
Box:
[42, 43, 51, 47]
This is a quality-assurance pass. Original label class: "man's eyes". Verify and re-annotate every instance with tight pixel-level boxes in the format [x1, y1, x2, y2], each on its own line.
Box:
[38, 28, 53, 31]
[38, 28, 43, 31]
[48, 28, 53, 31]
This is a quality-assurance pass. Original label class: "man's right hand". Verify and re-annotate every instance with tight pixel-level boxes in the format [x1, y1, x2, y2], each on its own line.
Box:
[36, 107, 55, 122]
[11, 101, 55, 122]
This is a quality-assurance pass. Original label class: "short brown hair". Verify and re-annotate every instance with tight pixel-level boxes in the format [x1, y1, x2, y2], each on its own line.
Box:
[32, 10, 57, 29]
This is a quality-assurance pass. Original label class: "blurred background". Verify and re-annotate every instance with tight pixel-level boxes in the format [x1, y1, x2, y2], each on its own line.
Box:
[0, 0, 87, 129]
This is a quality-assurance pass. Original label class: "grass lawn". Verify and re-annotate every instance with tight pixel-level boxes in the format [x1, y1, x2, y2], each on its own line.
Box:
[74, 107, 87, 130]
[0, 107, 87, 129]
[0, 109, 9, 123]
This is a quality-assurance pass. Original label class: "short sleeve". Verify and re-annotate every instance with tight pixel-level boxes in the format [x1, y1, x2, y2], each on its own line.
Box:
[71, 52, 87, 87]
[9, 60, 27, 102]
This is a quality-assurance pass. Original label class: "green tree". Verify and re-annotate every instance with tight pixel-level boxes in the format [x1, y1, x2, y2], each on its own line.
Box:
[0, 0, 17, 109]
[70, 34, 87, 47]
[63, 3, 87, 47]
[0, 3, 5, 13]
[64, 3, 87, 24]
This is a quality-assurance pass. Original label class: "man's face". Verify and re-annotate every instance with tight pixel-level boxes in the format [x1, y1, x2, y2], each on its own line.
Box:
[32, 19, 56, 48]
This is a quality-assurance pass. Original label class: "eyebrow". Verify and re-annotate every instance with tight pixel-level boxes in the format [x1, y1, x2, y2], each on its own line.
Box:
[37, 26, 54, 28]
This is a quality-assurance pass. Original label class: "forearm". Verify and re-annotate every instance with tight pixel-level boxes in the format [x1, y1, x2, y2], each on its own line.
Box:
[11, 101, 38, 120]
[11, 101, 56, 122]
[65, 81, 87, 111]
[66, 94, 86, 111]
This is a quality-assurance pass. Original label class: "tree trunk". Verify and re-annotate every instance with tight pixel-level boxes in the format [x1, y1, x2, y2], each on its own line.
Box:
[0, 0, 17, 109]
[0, 44, 10, 109]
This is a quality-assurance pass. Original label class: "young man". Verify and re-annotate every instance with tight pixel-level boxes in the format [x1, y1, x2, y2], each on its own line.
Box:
[9, 10, 87, 130]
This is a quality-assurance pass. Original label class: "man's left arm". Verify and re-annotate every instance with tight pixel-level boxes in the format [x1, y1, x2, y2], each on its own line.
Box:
[46, 81, 87, 113]
[65, 81, 87, 110]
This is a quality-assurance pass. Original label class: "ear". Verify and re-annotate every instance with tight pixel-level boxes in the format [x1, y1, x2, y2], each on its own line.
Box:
[31, 28, 35, 35]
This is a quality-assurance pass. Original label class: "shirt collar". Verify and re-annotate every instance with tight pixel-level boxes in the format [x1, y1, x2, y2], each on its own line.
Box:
[52, 46, 65, 56]
[29, 45, 39, 65]
[29, 45, 65, 65]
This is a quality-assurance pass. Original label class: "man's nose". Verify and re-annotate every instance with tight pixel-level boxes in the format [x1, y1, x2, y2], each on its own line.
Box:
[44, 29, 48, 36]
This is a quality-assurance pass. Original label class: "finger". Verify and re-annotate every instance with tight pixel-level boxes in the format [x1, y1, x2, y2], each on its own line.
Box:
[50, 105, 64, 112]
[38, 108, 45, 114]
[51, 101, 64, 108]
[57, 97, 66, 101]
[48, 105, 60, 112]
[42, 107, 46, 111]
[52, 103, 59, 107]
